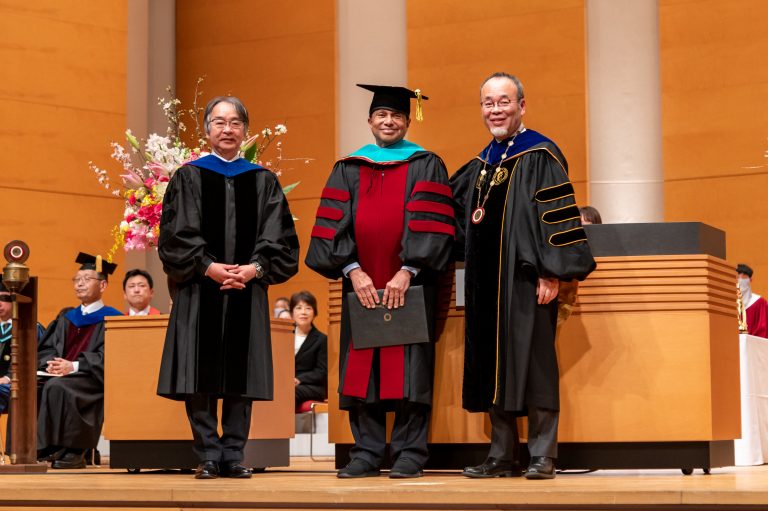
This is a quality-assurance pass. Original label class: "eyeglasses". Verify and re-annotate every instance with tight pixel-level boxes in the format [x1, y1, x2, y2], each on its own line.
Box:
[209, 118, 245, 130]
[481, 99, 517, 110]
[71, 276, 104, 285]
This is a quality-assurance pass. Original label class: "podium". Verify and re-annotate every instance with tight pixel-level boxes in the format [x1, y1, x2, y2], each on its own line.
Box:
[103, 315, 294, 471]
[328, 222, 740, 472]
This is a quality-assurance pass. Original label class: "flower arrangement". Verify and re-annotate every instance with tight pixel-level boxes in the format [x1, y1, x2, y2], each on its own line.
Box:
[90, 78, 305, 259]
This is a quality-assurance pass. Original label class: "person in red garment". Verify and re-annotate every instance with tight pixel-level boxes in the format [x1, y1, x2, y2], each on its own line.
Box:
[737, 264, 768, 338]
[305, 84, 454, 479]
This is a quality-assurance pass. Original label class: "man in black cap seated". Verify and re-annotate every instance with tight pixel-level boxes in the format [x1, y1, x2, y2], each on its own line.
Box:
[0, 280, 45, 414]
[0, 284, 13, 413]
[37, 253, 122, 468]
[158, 95, 299, 480]
[306, 85, 454, 478]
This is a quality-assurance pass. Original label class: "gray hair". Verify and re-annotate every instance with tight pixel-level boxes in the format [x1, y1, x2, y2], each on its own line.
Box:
[203, 96, 250, 134]
[480, 72, 525, 101]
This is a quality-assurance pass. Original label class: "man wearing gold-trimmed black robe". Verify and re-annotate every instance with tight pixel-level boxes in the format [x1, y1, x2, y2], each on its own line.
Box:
[451, 73, 595, 480]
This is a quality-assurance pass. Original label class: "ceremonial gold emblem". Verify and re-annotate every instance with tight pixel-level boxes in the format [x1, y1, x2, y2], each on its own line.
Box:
[492, 166, 509, 185]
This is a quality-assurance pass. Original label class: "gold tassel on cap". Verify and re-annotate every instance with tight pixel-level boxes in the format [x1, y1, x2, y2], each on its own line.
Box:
[415, 89, 424, 122]
[95, 254, 103, 274]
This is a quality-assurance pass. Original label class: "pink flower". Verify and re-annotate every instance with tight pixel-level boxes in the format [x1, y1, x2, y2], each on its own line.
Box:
[128, 194, 137, 206]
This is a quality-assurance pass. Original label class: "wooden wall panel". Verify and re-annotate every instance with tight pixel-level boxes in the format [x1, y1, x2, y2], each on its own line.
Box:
[406, 0, 589, 204]
[0, 2, 127, 323]
[661, 0, 768, 281]
[176, 0, 336, 332]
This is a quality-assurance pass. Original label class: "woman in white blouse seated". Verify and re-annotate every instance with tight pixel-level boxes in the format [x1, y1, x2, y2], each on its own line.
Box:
[291, 291, 328, 407]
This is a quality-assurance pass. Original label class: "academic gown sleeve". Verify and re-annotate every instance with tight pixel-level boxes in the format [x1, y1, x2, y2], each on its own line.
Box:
[305, 162, 358, 279]
[448, 159, 478, 263]
[401, 153, 455, 272]
[252, 171, 300, 285]
[158, 166, 213, 284]
[517, 150, 596, 281]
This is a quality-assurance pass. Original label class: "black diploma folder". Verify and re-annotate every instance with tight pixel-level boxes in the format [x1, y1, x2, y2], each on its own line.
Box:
[347, 285, 430, 349]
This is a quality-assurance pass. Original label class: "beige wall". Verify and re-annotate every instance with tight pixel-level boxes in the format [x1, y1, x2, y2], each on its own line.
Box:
[176, 0, 337, 331]
[0, 2, 127, 323]
[6, 0, 768, 322]
[406, 0, 589, 202]
[661, 0, 768, 284]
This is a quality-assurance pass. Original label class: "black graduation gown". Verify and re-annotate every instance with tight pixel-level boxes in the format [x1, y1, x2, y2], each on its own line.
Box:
[157, 162, 299, 400]
[451, 130, 596, 413]
[305, 150, 454, 410]
[295, 326, 328, 403]
[37, 309, 118, 449]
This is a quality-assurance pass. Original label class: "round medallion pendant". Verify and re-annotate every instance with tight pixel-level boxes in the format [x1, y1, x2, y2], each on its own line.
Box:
[492, 166, 509, 185]
[471, 207, 485, 224]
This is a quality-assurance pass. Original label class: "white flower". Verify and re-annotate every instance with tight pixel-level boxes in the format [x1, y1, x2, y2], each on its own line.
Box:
[261, 128, 272, 137]
[275, 124, 287, 135]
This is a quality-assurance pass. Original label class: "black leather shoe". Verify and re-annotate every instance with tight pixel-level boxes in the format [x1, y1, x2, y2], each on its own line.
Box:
[525, 456, 556, 479]
[220, 461, 252, 478]
[337, 458, 380, 479]
[389, 457, 423, 479]
[51, 451, 86, 469]
[37, 446, 64, 463]
[194, 460, 219, 479]
[462, 457, 524, 478]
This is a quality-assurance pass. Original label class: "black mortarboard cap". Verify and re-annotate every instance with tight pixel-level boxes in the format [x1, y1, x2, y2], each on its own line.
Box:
[737, 263, 753, 278]
[356, 84, 428, 121]
[76, 252, 118, 280]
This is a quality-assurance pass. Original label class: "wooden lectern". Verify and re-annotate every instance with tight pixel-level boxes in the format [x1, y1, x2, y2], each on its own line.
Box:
[103, 315, 294, 471]
[328, 222, 740, 472]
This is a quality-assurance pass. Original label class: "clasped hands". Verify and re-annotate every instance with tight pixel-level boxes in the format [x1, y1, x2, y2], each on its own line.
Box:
[350, 268, 412, 309]
[206, 262, 259, 290]
[45, 357, 75, 376]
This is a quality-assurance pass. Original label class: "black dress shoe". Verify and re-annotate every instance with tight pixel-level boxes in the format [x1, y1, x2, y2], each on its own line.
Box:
[51, 451, 86, 469]
[37, 446, 64, 463]
[525, 456, 556, 479]
[194, 460, 219, 479]
[389, 457, 423, 479]
[220, 461, 252, 478]
[462, 457, 524, 478]
[337, 458, 380, 479]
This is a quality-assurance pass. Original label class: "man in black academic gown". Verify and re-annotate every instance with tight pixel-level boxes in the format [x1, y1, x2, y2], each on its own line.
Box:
[451, 73, 596, 479]
[37, 253, 122, 469]
[305, 85, 454, 478]
[157, 95, 299, 480]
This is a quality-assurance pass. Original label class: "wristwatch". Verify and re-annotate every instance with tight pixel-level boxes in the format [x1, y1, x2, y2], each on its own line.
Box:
[252, 262, 265, 279]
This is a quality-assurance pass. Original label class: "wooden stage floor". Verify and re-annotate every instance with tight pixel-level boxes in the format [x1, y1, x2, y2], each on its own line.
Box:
[0, 457, 767, 510]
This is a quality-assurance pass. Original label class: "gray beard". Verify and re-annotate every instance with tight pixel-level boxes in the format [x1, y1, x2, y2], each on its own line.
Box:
[490, 127, 509, 138]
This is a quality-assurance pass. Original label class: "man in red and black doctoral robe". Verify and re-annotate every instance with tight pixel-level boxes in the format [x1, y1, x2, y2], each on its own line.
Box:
[737, 264, 768, 338]
[37, 253, 122, 469]
[306, 85, 454, 479]
[158, 96, 299, 480]
[451, 73, 595, 479]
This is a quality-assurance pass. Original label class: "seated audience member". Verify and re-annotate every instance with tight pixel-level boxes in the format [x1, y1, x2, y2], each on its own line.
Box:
[737, 263, 768, 338]
[0, 280, 46, 413]
[278, 309, 293, 320]
[579, 205, 603, 225]
[291, 291, 327, 407]
[0, 285, 12, 413]
[123, 268, 160, 315]
[37, 253, 123, 469]
[274, 296, 290, 318]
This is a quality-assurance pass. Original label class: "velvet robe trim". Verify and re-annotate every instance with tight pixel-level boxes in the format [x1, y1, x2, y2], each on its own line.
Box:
[65, 306, 122, 327]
